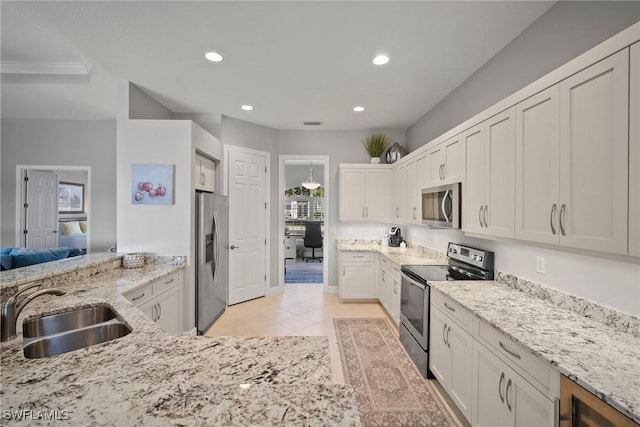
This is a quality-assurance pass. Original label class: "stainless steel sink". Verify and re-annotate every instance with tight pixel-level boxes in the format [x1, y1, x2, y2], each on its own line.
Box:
[21, 304, 132, 359]
[23, 305, 118, 338]
[23, 322, 132, 359]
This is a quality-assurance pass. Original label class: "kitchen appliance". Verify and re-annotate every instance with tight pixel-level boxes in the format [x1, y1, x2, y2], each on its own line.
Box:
[399, 242, 494, 378]
[389, 227, 403, 247]
[421, 183, 461, 228]
[559, 375, 638, 427]
[195, 192, 228, 335]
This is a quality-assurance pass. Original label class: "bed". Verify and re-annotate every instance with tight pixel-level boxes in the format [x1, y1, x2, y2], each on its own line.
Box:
[58, 220, 87, 252]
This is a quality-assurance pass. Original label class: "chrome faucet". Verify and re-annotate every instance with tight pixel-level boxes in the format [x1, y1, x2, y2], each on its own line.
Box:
[1, 283, 65, 342]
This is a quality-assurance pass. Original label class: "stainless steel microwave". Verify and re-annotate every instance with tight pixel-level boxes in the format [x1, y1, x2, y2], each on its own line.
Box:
[421, 183, 461, 228]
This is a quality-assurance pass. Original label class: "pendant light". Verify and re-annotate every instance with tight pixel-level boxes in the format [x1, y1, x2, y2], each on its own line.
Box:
[301, 162, 321, 190]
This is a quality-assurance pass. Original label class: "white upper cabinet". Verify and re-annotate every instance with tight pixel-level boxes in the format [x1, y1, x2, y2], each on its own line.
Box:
[515, 86, 560, 244]
[406, 158, 420, 224]
[195, 153, 215, 193]
[463, 123, 486, 235]
[391, 163, 407, 222]
[629, 42, 640, 257]
[558, 49, 629, 255]
[425, 134, 464, 188]
[339, 165, 390, 222]
[463, 108, 516, 239]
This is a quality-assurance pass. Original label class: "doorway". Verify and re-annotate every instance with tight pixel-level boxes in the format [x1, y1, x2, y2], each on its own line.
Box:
[278, 155, 330, 292]
[15, 165, 90, 252]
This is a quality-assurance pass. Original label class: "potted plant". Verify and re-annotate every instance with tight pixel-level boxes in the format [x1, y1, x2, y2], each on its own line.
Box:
[362, 132, 390, 163]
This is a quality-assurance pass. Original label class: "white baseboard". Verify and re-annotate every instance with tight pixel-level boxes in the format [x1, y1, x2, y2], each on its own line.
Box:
[182, 327, 197, 337]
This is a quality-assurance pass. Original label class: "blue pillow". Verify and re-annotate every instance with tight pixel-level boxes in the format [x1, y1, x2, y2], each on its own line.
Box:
[67, 248, 83, 257]
[10, 248, 71, 268]
[1, 248, 20, 270]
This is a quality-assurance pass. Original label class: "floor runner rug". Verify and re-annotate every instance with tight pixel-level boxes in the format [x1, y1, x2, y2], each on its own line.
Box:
[334, 318, 459, 427]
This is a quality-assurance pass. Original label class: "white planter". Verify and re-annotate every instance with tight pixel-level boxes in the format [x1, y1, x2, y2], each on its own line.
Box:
[370, 157, 381, 164]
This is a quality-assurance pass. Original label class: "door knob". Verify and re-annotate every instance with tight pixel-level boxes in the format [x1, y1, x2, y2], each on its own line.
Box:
[230, 245, 239, 250]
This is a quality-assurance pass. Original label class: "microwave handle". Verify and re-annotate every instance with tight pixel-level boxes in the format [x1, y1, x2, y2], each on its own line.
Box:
[442, 190, 451, 223]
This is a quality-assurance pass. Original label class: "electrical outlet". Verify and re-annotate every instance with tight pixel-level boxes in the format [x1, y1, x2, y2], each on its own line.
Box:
[536, 256, 546, 274]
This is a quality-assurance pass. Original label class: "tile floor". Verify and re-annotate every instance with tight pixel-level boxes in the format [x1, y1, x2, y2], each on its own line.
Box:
[204, 283, 391, 383]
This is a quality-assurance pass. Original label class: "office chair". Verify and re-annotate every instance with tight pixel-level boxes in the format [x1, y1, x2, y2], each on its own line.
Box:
[303, 221, 323, 262]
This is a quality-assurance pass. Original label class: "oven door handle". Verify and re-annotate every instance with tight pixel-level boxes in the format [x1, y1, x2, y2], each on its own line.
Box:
[402, 273, 426, 290]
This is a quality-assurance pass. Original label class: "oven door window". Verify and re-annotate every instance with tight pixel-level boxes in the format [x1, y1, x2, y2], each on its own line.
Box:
[401, 277, 426, 336]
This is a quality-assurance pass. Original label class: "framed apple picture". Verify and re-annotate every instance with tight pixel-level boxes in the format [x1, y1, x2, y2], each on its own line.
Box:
[131, 163, 174, 205]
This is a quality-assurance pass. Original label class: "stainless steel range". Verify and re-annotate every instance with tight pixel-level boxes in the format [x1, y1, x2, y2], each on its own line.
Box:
[399, 242, 494, 378]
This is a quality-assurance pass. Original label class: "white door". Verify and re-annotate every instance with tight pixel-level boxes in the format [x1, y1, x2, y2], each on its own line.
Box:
[228, 149, 267, 305]
[24, 170, 59, 249]
[443, 134, 463, 184]
[559, 49, 629, 255]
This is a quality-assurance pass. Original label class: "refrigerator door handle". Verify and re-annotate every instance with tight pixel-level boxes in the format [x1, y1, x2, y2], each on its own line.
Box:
[213, 211, 220, 283]
[212, 211, 218, 284]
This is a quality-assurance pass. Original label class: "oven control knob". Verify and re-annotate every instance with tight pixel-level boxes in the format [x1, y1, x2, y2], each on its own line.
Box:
[475, 255, 483, 262]
[450, 248, 457, 254]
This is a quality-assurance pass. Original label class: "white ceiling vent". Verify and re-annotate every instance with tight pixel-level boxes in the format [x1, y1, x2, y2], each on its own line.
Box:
[303, 121, 322, 126]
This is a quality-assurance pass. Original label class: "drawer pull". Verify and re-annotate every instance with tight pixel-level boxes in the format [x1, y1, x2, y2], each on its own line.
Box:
[498, 372, 505, 403]
[446, 326, 451, 349]
[164, 278, 175, 285]
[131, 292, 145, 301]
[499, 341, 522, 360]
[442, 323, 448, 345]
[444, 302, 456, 312]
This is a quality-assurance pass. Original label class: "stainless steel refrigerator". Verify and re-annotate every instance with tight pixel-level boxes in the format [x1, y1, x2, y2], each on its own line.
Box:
[195, 192, 228, 335]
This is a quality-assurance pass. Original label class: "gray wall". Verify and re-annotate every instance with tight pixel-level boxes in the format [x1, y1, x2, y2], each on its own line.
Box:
[407, 1, 640, 151]
[1, 119, 117, 251]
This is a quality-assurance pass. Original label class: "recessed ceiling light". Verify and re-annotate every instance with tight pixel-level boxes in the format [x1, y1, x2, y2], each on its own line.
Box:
[353, 106, 365, 112]
[372, 54, 390, 65]
[204, 51, 223, 62]
[241, 105, 253, 111]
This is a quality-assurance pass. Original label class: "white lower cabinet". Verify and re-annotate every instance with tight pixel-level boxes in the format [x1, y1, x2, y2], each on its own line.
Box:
[376, 254, 400, 324]
[473, 342, 556, 427]
[430, 300, 473, 422]
[127, 271, 184, 336]
[430, 289, 559, 426]
[339, 251, 375, 299]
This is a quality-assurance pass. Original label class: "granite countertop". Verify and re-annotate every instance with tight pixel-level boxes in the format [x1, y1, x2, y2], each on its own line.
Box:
[336, 239, 447, 266]
[429, 280, 640, 424]
[0, 264, 360, 426]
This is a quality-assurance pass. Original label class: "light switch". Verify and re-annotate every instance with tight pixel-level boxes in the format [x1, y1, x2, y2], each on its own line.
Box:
[536, 256, 546, 274]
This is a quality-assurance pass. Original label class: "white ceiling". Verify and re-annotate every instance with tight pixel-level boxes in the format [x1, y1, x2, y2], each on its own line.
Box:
[1, 1, 555, 129]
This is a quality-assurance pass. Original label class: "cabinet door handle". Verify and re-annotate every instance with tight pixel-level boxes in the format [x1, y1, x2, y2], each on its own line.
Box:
[559, 204, 566, 236]
[444, 302, 456, 312]
[131, 292, 145, 302]
[442, 323, 448, 345]
[483, 205, 489, 227]
[499, 341, 522, 360]
[447, 326, 451, 349]
[164, 278, 174, 285]
[201, 173, 205, 185]
[498, 372, 505, 403]
[157, 302, 162, 321]
[151, 303, 157, 321]
[550, 203, 557, 235]
[505, 378, 513, 412]
[442, 163, 446, 179]
[412, 207, 416, 220]
[478, 206, 484, 227]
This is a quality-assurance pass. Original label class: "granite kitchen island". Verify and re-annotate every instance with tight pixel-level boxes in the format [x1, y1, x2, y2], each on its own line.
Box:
[0, 255, 361, 426]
